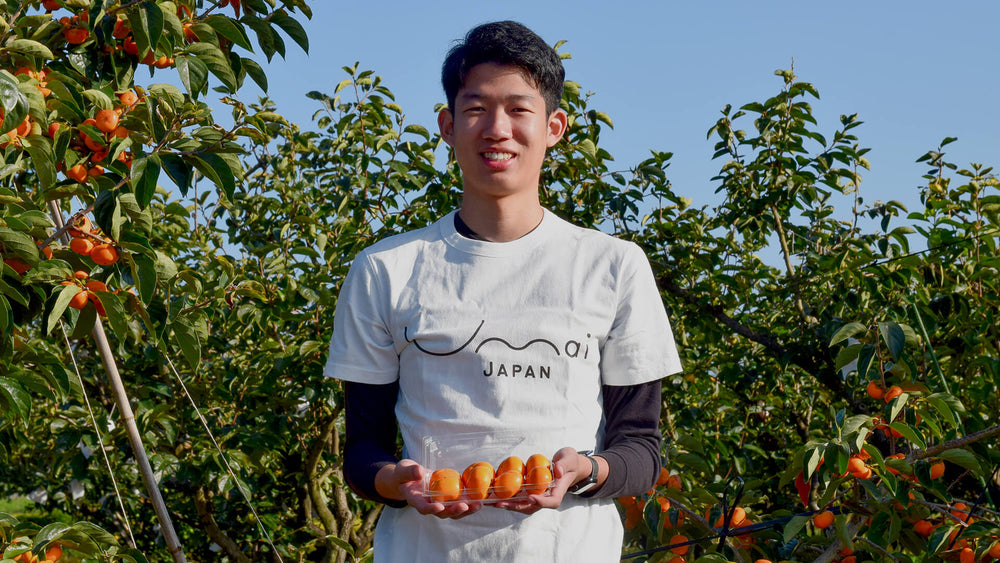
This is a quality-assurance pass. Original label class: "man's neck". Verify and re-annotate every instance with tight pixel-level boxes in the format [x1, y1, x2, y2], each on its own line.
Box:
[458, 194, 544, 242]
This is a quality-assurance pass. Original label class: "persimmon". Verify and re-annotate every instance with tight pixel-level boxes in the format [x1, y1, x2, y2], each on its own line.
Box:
[74, 270, 89, 279]
[85, 279, 107, 293]
[989, 540, 1000, 558]
[66, 163, 88, 182]
[428, 468, 461, 503]
[88, 164, 104, 177]
[90, 244, 119, 266]
[45, 544, 63, 562]
[70, 237, 94, 255]
[48, 122, 61, 137]
[4, 258, 31, 275]
[813, 510, 834, 529]
[669, 534, 688, 555]
[63, 27, 89, 44]
[914, 519, 935, 537]
[118, 90, 139, 107]
[525, 453, 550, 473]
[94, 109, 119, 134]
[68, 215, 92, 235]
[16, 118, 31, 137]
[491, 470, 523, 499]
[122, 37, 138, 56]
[183, 22, 198, 43]
[524, 465, 553, 495]
[38, 244, 53, 260]
[69, 288, 89, 309]
[84, 133, 105, 152]
[112, 16, 130, 39]
[140, 51, 156, 65]
[930, 461, 945, 479]
[461, 462, 493, 501]
[153, 56, 175, 68]
[112, 125, 129, 139]
[42, 0, 60, 10]
[847, 456, 867, 475]
[960, 547, 974, 563]
[496, 456, 524, 477]
[656, 496, 671, 512]
[715, 505, 746, 528]
[665, 474, 682, 489]
[884, 385, 903, 402]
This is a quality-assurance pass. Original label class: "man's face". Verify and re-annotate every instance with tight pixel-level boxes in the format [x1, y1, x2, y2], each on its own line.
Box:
[438, 63, 567, 202]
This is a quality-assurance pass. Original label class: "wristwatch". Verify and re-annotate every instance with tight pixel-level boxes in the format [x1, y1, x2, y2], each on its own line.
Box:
[568, 450, 599, 495]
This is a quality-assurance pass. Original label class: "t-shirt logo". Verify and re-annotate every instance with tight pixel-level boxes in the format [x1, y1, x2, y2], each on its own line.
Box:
[404, 319, 594, 380]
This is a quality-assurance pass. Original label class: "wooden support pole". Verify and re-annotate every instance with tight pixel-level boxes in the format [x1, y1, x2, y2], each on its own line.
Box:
[48, 202, 188, 563]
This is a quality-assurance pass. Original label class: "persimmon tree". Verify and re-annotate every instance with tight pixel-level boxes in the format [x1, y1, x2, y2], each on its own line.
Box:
[0, 0, 311, 561]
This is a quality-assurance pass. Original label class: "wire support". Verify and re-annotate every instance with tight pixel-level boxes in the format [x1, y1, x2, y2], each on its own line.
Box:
[59, 321, 137, 548]
[161, 353, 284, 562]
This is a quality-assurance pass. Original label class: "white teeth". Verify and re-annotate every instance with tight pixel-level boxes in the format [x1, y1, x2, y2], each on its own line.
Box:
[483, 152, 513, 161]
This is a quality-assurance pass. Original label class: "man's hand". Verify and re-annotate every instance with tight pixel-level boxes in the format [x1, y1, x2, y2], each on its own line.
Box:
[493, 447, 606, 514]
[375, 459, 484, 519]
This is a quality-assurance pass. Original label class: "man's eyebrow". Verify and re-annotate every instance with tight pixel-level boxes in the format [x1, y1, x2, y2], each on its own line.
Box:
[457, 92, 537, 103]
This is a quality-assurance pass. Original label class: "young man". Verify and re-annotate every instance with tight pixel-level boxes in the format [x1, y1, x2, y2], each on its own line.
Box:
[324, 21, 682, 561]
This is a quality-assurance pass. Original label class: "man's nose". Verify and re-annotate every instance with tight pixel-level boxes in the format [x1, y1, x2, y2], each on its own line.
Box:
[482, 109, 512, 140]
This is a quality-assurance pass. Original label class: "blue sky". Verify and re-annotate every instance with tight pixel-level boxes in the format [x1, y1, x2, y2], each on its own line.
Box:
[236, 1, 999, 222]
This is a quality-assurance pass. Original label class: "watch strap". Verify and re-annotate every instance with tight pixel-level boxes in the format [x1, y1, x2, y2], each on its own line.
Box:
[569, 453, 599, 495]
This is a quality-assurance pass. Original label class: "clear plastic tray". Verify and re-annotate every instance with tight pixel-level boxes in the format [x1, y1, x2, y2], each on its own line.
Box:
[421, 430, 556, 504]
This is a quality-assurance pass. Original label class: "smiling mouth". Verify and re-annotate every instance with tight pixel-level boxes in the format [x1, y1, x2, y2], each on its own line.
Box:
[482, 151, 514, 161]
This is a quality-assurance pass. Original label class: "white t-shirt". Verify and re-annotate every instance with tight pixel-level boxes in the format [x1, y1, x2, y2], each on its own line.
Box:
[325, 209, 682, 562]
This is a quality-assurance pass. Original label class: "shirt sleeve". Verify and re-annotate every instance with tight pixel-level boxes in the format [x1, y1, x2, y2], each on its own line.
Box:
[599, 243, 682, 385]
[324, 251, 400, 384]
[343, 381, 407, 508]
[584, 380, 663, 498]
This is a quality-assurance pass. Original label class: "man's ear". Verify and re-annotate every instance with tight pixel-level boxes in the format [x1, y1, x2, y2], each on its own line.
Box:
[438, 108, 454, 146]
[546, 108, 568, 148]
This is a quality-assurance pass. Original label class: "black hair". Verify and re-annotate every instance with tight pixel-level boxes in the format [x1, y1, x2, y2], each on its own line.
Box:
[442, 21, 565, 115]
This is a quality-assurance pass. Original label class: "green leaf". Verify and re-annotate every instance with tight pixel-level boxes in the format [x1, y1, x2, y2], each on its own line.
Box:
[0, 226, 38, 263]
[187, 152, 236, 201]
[842, 414, 870, 438]
[131, 154, 161, 209]
[46, 283, 79, 335]
[888, 392, 909, 421]
[270, 9, 309, 53]
[81, 89, 114, 111]
[0, 376, 31, 421]
[185, 42, 237, 91]
[937, 449, 982, 475]
[0, 71, 29, 138]
[783, 514, 810, 544]
[0, 278, 28, 307]
[6, 39, 54, 60]
[130, 252, 157, 305]
[128, 1, 165, 59]
[830, 322, 866, 345]
[172, 316, 201, 371]
[175, 55, 209, 98]
[887, 422, 925, 450]
[22, 134, 57, 190]
[160, 153, 193, 196]
[94, 290, 127, 341]
[241, 57, 267, 92]
[204, 14, 254, 51]
[879, 321, 906, 361]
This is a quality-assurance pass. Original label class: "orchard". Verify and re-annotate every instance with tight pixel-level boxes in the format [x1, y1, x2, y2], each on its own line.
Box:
[1, 2, 998, 562]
